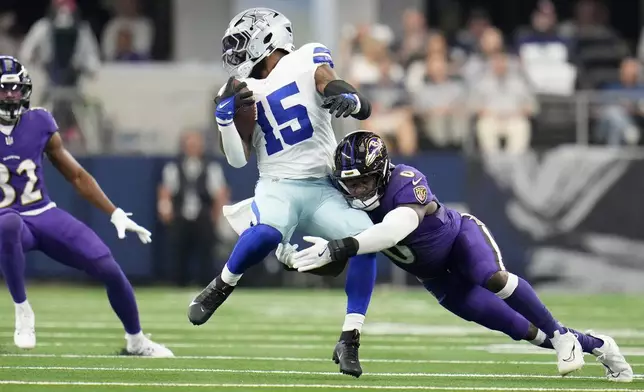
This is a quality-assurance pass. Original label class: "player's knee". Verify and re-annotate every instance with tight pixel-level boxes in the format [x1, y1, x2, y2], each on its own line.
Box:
[487, 271, 519, 299]
[85, 255, 122, 281]
[0, 212, 23, 241]
[484, 270, 508, 293]
[243, 224, 283, 252]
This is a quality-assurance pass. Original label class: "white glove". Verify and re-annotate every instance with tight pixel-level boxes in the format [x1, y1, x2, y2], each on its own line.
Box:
[292, 236, 332, 272]
[110, 208, 152, 244]
[275, 243, 299, 268]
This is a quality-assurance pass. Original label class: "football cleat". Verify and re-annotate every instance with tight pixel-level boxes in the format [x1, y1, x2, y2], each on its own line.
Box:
[586, 331, 633, 382]
[550, 329, 585, 376]
[332, 329, 362, 378]
[14, 303, 35, 349]
[188, 275, 235, 325]
[125, 333, 174, 357]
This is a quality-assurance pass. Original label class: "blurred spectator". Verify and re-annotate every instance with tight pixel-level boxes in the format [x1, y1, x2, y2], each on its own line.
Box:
[515, 0, 577, 96]
[410, 56, 468, 149]
[394, 9, 429, 68]
[158, 130, 230, 287]
[348, 32, 403, 86]
[596, 58, 644, 145]
[559, 0, 628, 89]
[472, 53, 538, 154]
[19, 0, 101, 151]
[454, 8, 491, 58]
[360, 59, 417, 156]
[341, 24, 395, 80]
[461, 27, 521, 85]
[102, 0, 154, 62]
[0, 12, 18, 56]
[112, 28, 147, 62]
[20, 0, 100, 84]
[406, 32, 460, 90]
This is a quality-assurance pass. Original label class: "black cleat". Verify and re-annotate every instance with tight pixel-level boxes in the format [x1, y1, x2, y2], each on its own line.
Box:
[332, 329, 362, 378]
[187, 275, 235, 326]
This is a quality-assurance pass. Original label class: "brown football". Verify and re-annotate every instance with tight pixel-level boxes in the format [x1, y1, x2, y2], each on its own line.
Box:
[232, 79, 257, 143]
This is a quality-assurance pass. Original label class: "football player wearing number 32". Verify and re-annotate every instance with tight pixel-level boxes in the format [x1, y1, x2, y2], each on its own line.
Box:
[187, 8, 376, 378]
[289, 130, 633, 382]
[0, 56, 172, 357]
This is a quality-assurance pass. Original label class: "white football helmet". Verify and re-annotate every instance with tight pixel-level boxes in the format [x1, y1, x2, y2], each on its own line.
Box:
[221, 8, 295, 79]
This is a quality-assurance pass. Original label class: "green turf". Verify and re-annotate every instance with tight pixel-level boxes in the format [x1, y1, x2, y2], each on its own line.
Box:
[0, 285, 643, 391]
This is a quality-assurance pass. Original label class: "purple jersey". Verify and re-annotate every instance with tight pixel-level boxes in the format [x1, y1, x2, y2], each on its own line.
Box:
[0, 108, 57, 213]
[368, 164, 462, 279]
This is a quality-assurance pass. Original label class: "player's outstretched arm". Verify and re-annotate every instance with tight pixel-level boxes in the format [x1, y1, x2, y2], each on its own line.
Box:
[292, 203, 433, 272]
[314, 64, 372, 120]
[45, 132, 152, 243]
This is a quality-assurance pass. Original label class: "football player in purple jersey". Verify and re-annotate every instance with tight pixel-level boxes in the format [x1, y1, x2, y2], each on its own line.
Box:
[290, 130, 632, 382]
[0, 56, 172, 356]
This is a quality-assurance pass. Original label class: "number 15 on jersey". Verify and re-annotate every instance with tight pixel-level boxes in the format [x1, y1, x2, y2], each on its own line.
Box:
[256, 82, 314, 156]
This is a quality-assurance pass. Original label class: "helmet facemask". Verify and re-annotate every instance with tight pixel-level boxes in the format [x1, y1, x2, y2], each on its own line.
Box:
[0, 71, 31, 125]
[333, 132, 391, 211]
[221, 8, 295, 79]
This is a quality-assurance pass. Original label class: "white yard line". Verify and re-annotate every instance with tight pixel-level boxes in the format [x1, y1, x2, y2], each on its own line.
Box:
[1, 353, 642, 366]
[3, 365, 643, 381]
[20, 341, 644, 356]
[0, 332, 513, 344]
[31, 341, 463, 350]
[11, 321, 644, 339]
[0, 381, 642, 391]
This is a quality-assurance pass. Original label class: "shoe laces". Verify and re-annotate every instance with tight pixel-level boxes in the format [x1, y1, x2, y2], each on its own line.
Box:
[343, 340, 360, 363]
[199, 284, 229, 310]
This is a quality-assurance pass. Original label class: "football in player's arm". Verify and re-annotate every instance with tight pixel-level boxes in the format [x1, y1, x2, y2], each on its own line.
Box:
[214, 59, 371, 169]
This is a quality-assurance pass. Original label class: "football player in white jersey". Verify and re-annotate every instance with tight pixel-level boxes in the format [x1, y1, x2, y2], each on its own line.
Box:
[187, 8, 376, 377]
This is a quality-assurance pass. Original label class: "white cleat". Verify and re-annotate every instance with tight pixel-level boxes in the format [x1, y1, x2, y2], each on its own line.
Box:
[550, 330, 584, 376]
[125, 333, 174, 358]
[14, 302, 36, 349]
[586, 331, 633, 383]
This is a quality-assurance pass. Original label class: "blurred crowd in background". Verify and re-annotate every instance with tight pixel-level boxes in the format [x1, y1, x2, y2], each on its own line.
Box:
[1, 0, 644, 156]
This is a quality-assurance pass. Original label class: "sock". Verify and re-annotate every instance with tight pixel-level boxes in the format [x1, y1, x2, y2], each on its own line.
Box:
[529, 329, 551, 348]
[567, 328, 605, 354]
[14, 300, 31, 311]
[0, 213, 27, 304]
[225, 224, 282, 275]
[497, 274, 566, 338]
[89, 256, 142, 335]
[220, 265, 242, 286]
[126, 331, 145, 343]
[342, 313, 365, 333]
[344, 254, 376, 318]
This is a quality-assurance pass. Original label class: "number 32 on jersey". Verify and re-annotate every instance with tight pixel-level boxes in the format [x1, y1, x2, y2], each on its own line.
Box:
[0, 159, 43, 208]
[256, 82, 314, 156]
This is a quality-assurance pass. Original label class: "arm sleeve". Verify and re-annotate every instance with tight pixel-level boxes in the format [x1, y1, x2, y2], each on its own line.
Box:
[304, 42, 335, 70]
[30, 108, 59, 141]
[354, 206, 420, 254]
[219, 123, 248, 168]
[215, 82, 248, 168]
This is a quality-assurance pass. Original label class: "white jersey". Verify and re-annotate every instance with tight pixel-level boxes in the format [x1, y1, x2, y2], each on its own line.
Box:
[228, 43, 337, 179]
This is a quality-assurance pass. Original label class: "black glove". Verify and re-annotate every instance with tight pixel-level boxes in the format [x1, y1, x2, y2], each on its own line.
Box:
[214, 77, 254, 120]
[321, 93, 359, 118]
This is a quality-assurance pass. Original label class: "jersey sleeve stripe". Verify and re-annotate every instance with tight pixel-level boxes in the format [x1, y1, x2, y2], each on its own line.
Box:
[313, 46, 331, 55]
[313, 55, 334, 68]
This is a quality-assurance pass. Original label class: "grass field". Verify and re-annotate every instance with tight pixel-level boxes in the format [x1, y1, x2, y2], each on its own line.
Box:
[0, 285, 643, 391]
